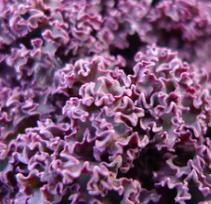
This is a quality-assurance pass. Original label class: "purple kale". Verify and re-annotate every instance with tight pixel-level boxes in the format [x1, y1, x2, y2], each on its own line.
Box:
[0, 0, 210, 204]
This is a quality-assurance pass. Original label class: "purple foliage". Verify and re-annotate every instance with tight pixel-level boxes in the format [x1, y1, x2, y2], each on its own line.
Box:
[0, 0, 210, 204]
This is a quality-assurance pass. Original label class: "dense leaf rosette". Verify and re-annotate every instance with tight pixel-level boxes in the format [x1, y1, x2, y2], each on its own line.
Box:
[0, 0, 210, 204]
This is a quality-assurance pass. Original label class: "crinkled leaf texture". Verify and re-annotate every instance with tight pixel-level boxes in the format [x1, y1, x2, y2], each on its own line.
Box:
[0, 0, 210, 204]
